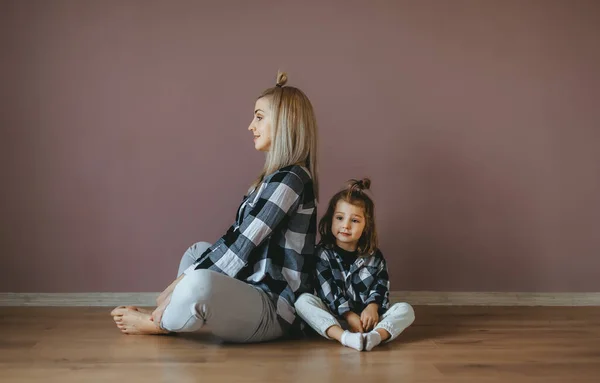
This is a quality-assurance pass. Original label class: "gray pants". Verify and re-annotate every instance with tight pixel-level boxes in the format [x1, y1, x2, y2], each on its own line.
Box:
[295, 293, 415, 341]
[160, 242, 284, 343]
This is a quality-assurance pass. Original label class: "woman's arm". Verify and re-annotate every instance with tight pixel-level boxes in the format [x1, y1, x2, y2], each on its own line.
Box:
[156, 274, 185, 306]
[193, 170, 304, 278]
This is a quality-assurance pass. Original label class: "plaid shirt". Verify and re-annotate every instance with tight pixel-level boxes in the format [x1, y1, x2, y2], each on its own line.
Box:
[315, 245, 390, 317]
[191, 165, 317, 328]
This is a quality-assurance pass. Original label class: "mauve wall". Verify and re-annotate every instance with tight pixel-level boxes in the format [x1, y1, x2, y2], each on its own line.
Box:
[1, 0, 599, 293]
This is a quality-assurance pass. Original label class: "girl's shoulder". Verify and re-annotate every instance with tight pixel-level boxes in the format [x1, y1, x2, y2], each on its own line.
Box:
[315, 244, 336, 260]
[372, 248, 385, 259]
[363, 248, 386, 267]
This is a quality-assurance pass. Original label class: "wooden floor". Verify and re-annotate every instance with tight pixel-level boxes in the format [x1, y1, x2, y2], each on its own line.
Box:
[1, 306, 599, 382]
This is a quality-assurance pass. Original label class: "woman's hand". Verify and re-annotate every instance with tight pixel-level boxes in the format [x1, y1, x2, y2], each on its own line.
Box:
[156, 274, 185, 306]
[152, 274, 185, 325]
[360, 303, 379, 331]
[156, 289, 170, 307]
[344, 311, 365, 333]
[150, 293, 171, 326]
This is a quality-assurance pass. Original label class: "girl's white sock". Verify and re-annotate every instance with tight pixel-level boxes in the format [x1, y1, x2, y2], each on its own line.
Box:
[364, 330, 382, 351]
[340, 330, 363, 351]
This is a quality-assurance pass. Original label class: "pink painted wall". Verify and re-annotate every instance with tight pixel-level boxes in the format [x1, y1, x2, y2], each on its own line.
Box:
[1, 0, 599, 293]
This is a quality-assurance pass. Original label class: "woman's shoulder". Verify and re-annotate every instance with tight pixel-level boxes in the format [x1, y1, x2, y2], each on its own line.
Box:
[266, 164, 309, 180]
[265, 165, 312, 190]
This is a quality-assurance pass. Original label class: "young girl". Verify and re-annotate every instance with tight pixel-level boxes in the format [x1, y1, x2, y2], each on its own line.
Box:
[112, 71, 319, 343]
[295, 179, 414, 351]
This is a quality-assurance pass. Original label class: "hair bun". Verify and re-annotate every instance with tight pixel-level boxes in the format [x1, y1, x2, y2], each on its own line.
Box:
[276, 71, 288, 87]
[359, 178, 371, 190]
[347, 178, 371, 192]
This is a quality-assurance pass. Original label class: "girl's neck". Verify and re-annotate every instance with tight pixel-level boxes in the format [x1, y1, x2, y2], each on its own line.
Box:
[336, 241, 358, 252]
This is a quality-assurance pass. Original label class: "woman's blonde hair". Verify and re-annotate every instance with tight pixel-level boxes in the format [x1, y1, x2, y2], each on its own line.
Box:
[251, 71, 319, 200]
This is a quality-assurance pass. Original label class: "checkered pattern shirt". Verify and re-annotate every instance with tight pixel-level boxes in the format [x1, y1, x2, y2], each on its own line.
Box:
[191, 165, 317, 328]
[315, 245, 390, 317]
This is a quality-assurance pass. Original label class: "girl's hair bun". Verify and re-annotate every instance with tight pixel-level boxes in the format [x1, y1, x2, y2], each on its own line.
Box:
[347, 178, 371, 193]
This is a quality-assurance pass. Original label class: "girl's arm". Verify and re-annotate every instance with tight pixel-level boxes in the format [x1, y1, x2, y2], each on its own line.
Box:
[192, 169, 304, 278]
[315, 250, 354, 316]
[364, 254, 391, 310]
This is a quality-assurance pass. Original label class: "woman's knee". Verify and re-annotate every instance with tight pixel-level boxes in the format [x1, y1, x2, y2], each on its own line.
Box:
[175, 268, 215, 301]
[166, 269, 216, 316]
[161, 269, 216, 332]
[178, 242, 212, 275]
[184, 242, 211, 260]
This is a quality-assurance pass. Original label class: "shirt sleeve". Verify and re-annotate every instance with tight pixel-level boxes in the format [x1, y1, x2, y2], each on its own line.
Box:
[192, 170, 304, 278]
[364, 254, 390, 310]
[315, 249, 354, 317]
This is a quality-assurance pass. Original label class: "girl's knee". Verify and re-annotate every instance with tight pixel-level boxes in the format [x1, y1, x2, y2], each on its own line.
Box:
[389, 302, 415, 321]
[295, 293, 318, 308]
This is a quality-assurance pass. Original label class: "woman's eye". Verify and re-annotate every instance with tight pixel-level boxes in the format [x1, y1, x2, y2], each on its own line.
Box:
[353, 219, 359, 223]
[335, 217, 342, 220]
[256, 116, 263, 121]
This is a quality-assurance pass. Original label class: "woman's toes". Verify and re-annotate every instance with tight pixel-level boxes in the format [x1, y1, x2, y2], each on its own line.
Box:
[110, 306, 127, 316]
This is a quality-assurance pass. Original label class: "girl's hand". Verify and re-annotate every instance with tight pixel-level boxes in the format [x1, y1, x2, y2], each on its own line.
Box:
[360, 303, 379, 331]
[344, 312, 364, 333]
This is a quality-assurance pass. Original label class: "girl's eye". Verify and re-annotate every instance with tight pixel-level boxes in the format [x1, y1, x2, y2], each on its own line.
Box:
[256, 116, 263, 121]
[335, 216, 342, 220]
[353, 219, 360, 223]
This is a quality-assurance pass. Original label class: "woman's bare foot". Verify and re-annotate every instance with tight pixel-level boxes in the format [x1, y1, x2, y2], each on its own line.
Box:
[111, 306, 169, 335]
[110, 305, 152, 315]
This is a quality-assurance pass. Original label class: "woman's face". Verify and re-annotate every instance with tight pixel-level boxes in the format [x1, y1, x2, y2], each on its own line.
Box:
[248, 97, 272, 152]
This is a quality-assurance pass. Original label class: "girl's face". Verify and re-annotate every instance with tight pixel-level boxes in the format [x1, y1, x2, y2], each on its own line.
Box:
[248, 97, 272, 152]
[331, 200, 366, 252]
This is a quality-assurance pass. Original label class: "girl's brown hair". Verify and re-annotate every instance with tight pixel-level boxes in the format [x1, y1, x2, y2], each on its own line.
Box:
[318, 178, 378, 256]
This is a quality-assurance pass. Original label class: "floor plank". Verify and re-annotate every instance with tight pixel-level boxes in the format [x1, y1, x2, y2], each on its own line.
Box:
[1, 306, 599, 382]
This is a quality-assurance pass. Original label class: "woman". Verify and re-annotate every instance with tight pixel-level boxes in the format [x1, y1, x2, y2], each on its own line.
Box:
[111, 71, 319, 343]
